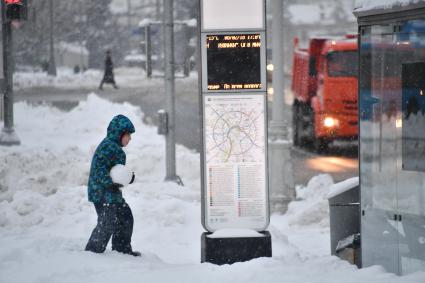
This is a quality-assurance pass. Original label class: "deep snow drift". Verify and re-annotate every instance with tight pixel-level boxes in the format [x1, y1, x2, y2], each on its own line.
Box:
[0, 95, 424, 283]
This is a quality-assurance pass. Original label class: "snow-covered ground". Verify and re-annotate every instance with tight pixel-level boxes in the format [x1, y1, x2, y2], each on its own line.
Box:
[13, 66, 198, 93]
[0, 94, 424, 282]
[13, 67, 149, 90]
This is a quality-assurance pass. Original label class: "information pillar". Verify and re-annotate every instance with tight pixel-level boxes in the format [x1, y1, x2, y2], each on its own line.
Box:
[199, 0, 269, 234]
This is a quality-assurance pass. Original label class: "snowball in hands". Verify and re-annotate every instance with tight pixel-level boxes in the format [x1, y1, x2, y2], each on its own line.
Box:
[110, 164, 133, 186]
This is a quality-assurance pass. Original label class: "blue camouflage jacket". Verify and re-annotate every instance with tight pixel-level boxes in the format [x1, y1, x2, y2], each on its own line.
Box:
[87, 115, 135, 204]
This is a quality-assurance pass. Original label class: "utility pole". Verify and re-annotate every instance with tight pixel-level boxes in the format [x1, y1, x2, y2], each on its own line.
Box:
[0, 0, 20, 146]
[268, 0, 294, 212]
[47, 0, 56, 76]
[163, 0, 182, 185]
[127, 0, 132, 30]
[145, 23, 152, 77]
[77, 0, 84, 70]
[156, 0, 160, 21]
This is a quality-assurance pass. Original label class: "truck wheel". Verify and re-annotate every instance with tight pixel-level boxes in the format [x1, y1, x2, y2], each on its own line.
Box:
[310, 109, 329, 153]
[313, 137, 330, 153]
[307, 106, 315, 147]
[292, 103, 300, 146]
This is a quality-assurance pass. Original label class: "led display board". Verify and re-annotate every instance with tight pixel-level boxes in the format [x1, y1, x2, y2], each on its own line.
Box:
[206, 34, 262, 91]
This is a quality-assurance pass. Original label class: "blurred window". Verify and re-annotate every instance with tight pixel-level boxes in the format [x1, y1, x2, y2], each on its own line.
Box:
[327, 51, 358, 77]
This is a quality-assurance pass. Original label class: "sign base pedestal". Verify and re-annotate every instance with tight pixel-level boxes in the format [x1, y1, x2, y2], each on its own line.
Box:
[201, 231, 272, 265]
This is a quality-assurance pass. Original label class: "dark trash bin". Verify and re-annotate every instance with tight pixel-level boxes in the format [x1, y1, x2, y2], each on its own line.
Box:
[336, 233, 361, 267]
[328, 179, 361, 267]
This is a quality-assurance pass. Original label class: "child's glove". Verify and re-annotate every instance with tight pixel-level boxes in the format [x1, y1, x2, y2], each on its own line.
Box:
[108, 183, 124, 193]
[129, 172, 135, 184]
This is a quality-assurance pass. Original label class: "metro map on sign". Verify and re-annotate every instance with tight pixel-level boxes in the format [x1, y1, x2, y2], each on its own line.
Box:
[205, 95, 265, 163]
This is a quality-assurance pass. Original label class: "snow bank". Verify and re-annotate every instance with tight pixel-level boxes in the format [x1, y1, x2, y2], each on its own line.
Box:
[285, 174, 334, 228]
[14, 68, 102, 90]
[13, 67, 146, 90]
[0, 94, 200, 229]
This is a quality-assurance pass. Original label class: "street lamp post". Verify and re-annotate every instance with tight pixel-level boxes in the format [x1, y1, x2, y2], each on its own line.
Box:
[268, 0, 295, 212]
[156, 0, 161, 21]
[163, 0, 182, 185]
[0, 0, 20, 146]
[77, 1, 84, 70]
[127, 0, 132, 30]
[47, 0, 56, 76]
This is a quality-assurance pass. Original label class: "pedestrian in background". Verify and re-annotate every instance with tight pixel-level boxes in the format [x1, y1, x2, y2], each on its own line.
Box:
[99, 50, 119, 90]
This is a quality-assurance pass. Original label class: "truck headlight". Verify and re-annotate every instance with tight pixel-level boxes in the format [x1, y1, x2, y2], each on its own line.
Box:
[267, 64, 274, 71]
[267, 87, 274, 95]
[323, 117, 337, 128]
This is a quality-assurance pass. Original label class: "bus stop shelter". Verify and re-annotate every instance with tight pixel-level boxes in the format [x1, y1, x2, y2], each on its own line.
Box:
[354, 0, 425, 275]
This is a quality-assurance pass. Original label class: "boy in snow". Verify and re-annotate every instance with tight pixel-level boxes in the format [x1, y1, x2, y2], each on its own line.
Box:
[85, 114, 141, 257]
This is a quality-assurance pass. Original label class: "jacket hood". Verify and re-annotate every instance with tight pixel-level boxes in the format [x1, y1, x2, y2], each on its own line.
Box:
[107, 115, 135, 145]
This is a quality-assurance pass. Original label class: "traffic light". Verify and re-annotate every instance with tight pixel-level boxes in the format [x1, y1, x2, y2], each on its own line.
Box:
[4, 0, 27, 21]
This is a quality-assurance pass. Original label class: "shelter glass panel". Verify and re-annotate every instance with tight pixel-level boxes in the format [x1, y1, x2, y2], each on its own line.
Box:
[396, 20, 425, 274]
[359, 24, 400, 274]
[360, 20, 425, 275]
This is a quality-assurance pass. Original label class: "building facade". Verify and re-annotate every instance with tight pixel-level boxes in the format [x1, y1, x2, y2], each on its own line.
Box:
[54, 42, 89, 71]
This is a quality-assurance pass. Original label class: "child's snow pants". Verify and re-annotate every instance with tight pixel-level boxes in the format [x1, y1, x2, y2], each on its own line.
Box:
[85, 202, 134, 254]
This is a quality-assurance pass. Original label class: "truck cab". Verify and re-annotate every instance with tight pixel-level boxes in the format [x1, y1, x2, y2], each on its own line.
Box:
[292, 35, 358, 151]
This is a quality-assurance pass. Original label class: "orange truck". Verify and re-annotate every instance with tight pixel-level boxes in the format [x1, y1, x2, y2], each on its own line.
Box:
[291, 35, 358, 151]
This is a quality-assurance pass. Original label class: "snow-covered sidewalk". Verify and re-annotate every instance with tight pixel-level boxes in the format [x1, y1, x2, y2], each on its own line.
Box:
[13, 66, 198, 91]
[13, 67, 149, 90]
[0, 94, 424, 283]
